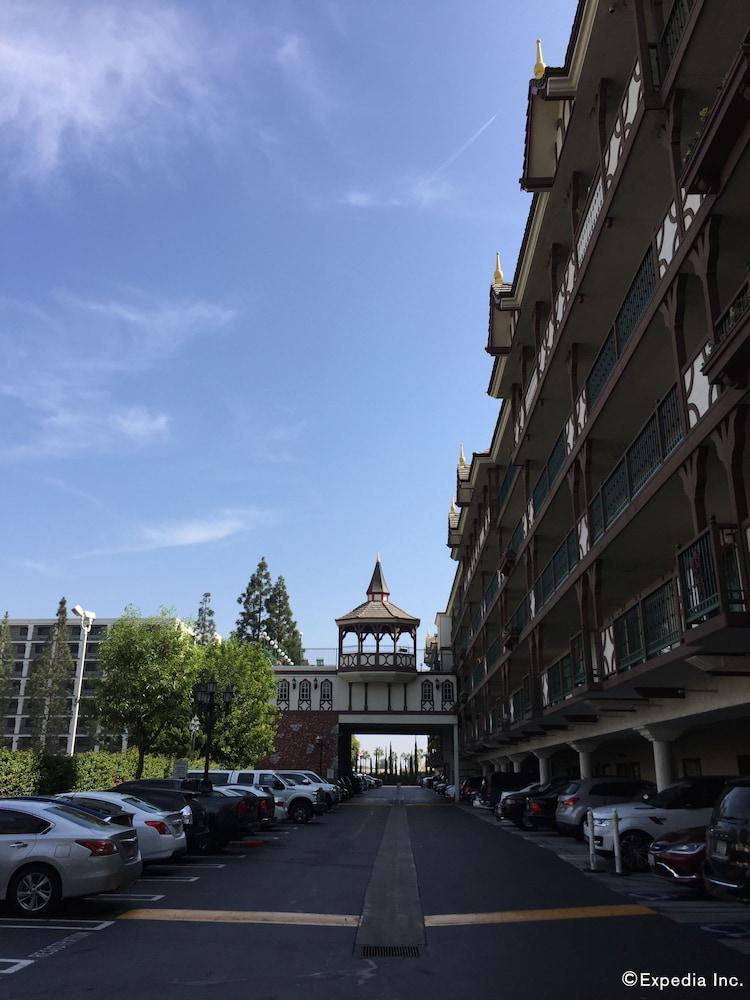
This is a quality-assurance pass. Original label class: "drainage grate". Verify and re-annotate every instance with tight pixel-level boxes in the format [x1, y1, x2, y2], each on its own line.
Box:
[359, 945, 422, 959]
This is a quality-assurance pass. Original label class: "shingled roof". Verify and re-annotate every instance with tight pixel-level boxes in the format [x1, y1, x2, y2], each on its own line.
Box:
[336, 558, 420, 626]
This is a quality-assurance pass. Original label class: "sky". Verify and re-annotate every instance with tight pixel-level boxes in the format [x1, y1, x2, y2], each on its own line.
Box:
[1, 0, 577, 661]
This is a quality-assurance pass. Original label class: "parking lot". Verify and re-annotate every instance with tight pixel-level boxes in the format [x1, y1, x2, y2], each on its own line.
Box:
[3, 788, 749, 1000]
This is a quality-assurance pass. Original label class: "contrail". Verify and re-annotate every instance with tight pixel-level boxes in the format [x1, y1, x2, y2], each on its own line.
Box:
[431, 112, 498, 177]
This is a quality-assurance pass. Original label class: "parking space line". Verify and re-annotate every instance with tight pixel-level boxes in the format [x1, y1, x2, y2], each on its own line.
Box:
[137, 876, 200, 883]
[118, 908, 360, 927]
[85, 893, 165, 902]
[0, 918, 113, 932]
[148, 863, 226, 870]
[425, 904, 655, 927]
[0, 959, 35, 975]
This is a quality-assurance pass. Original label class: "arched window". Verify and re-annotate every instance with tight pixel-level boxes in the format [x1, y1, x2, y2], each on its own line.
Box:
[298, 678, 312, 710]
[277, 680, 289, 711]
[441, 680, 454, 710]
[421, 678, 435, 712]
[320, 678, 333, 711]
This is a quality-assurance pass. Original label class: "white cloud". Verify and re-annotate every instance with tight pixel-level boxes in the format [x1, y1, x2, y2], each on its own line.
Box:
[78, 508, 271, 557]
[274, 32, 336, 122]
[0, 290, 235, 461]
[0, 1, 230, 179]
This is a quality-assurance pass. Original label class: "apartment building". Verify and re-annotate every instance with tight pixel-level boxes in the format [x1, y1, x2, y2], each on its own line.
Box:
[447, 0, 750, 789]
[3, 618, 115, 753]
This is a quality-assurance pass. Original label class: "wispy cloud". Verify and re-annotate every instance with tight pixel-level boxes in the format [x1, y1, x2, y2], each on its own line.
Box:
[78, 507, 272, 558]
[340, 112, 497, 210]
[274, 32, 337, 122]
[0, 290, 236, 461]
[0, 1, 232, 180]
[17, 557, 58, 576]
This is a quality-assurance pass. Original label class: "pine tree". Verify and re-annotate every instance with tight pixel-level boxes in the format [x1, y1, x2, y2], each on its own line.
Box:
[195, 592, 217, 646]
[266, 575, 303, 663]
[235, 558, 272, 643]
[26, 598, 75, 753]
[0, 613, 14, 738]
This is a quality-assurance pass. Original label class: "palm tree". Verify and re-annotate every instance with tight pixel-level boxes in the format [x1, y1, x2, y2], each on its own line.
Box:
[374, 746, 384, 773]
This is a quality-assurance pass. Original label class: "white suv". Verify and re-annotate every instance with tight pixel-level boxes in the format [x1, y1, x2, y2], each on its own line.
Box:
[276, 770, 340, 810]
[189, 769, 325, 824]
[588, 776, 733, 871]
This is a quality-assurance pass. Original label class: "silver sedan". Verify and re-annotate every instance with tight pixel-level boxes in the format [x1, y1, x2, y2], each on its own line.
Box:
[0, 799, 142, 916]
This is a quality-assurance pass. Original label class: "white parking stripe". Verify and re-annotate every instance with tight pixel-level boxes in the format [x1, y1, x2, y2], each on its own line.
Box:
[148, 863, 226, 870]
[137, 876, 199, 883]
[0, 918, 113, 932]
[0, 960, 35, 975]
[85, 893, 165, 902]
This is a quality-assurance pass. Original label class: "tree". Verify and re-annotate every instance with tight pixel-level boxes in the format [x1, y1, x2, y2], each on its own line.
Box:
[374, 746, 384, 773]
[94, 608, 200, 778]
[0, 613, 14, 740]
[196, 638, 278, 767]
[351, 734, 361, 769]
[265, 576, 303, 663]
[235, 558, 272, 643]
[195, 592, 217, 646]
[26, 598, 74, 753]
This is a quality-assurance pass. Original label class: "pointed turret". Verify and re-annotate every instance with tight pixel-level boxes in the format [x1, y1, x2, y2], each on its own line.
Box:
[493, 252, 504, 287]
[533, 38, 546, 80]
[366, 556, 390, 602]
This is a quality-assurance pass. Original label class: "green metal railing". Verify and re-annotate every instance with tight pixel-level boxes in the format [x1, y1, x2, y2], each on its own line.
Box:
[533, 528, 579, 610]
[613, 604, 644, 671]
[486, 635, 503, 671]
[660, 0, 696, 75]
[678, 528, 720, 624]
[642, 579, 681, 656]
[532, 429, 568, 515]
[543, 648, 586, 707]
[498, 464, 518, 511]
[485, 572, 499, 608]
[715, 279, 750, 345]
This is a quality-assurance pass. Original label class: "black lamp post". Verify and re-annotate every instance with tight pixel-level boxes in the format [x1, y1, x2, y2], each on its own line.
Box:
[194, 675, 234, 786]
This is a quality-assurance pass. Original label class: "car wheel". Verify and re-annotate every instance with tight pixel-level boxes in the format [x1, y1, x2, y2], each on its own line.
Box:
[290, 800, 313, 824]
[620, 831, 652, 872]
[518, 815, 534, 831]
[8, 865, 62, 917]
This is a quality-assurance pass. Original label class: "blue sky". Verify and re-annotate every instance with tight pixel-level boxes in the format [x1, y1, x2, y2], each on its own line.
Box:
[1, 0, 576, 650]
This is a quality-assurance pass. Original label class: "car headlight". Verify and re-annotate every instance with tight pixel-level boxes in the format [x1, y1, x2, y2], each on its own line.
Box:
[593, 818, 610, 828]
[666, 842, 704, 854]
[274, 798, 284, 807]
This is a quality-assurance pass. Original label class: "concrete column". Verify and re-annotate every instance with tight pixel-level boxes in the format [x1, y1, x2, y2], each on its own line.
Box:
[509, 752, 528, 775]
[638, 726, 684, 791]
[570, 740, 600, 780]
[513, 759, 522, 774]
[534, 749, 555, 785]
[452, 724, 460, 801]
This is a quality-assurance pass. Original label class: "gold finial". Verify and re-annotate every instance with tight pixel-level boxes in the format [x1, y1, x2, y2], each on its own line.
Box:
[459, 444, 466, 467]
[493, 251, 504, 286]
[450, 498, 457, 515]
[534, 38, 546, 80]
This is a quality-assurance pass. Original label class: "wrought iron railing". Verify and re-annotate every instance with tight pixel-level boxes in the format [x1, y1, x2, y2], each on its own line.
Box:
[715, 278, 750, 345]
[498, 464, 518, 511]
[613, 604, 645, 671]
[660, 0, 696, 76]
[677, 524, 747, 626]
[509, 519, 524, 556]
[642, 579, 681, 657]
[485, 572, 499, 608]
[542, 648, 586, 707]
[533, 528, 579, 612]
[586, 330, 618, 410]
[615, 244, 658, 354]
[532, 429, 568, 516]
[486, 635, 503, 671]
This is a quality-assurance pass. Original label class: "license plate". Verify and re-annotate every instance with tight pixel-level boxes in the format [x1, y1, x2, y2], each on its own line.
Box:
[714, 840, 728, 859]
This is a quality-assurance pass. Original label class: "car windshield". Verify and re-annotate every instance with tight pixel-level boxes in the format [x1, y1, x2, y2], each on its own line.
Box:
[302, 772, 324, 783]
[222, 789, 245, 796]
[45, 804, 113, 829]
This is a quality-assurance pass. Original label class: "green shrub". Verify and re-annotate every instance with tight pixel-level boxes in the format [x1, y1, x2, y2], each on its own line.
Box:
[0, 749, 173, 795]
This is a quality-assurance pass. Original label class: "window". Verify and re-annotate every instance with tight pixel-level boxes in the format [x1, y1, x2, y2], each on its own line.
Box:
[421, 679, 435, 711]
[277, 680, 290, 710]
[298, 679, 311, 710]
[440, 680, 454, 708]
[237, 772, 256, 784]
[682, 758, 702, 777]
[320, 679, 332, 710]
[0, 809, 50, 835]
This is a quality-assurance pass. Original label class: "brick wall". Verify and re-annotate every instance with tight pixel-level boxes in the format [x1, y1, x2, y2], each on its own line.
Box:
[259, 712, 340, 777]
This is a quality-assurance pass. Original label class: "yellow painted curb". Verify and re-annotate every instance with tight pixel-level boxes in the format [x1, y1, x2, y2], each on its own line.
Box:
[424, 904, 655, 927]
[118, 908, 360, 927]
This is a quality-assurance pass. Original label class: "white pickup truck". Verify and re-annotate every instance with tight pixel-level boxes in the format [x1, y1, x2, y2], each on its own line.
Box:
[189, 769, 325, 824]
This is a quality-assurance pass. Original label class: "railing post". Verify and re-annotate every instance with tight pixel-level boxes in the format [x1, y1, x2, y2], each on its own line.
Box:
[709, 517, 730, 615]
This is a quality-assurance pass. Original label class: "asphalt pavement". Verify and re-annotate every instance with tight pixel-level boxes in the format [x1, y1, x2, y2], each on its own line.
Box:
[2, 786, 748, 999]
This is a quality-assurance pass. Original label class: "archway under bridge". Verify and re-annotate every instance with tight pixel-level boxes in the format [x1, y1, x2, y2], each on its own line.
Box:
[338, 719, 459, 792]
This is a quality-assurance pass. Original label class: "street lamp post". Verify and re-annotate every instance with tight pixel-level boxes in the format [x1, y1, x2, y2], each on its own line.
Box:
[315, 734, 329, 777]
[67, 605, 96, 756]
[194, 676, 233, 786]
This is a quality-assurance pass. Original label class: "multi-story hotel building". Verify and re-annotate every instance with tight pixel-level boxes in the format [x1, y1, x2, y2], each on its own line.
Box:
[447, 0, 750, 790]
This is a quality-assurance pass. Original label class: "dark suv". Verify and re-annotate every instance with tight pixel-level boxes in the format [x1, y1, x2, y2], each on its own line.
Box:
[704, 779, 750, 901]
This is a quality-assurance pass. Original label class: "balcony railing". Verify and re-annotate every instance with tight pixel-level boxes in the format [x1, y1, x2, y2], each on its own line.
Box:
[339, 652, 416, 671]
[532, 429, 567, 516]
[542, 647, 586, 707]
[589, 386, 684, 546]
[533, 528, 579, 610]
[660, 0, 696, 77]
[498, 464, 518, 511]
[677, 523, 747, 626]
[715, 279, 750, 346]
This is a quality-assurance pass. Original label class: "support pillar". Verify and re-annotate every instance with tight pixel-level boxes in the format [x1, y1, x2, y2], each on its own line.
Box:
[638, 725, 685, 791]
[509, 752, 528, 774]
[534, 748, 555, 785]
[570, 740, 600, 780]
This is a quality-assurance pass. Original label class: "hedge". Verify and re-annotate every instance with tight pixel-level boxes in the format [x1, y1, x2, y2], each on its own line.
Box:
[0, 749, 172, 796]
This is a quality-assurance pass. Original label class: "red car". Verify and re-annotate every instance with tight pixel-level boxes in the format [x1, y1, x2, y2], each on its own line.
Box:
[647, 826, 706, 886]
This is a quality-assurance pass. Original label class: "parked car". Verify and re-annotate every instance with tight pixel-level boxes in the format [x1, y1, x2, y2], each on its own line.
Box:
[276, 770, 339, 810]
[478, 773, 534, 809]
[589, 776, 734, 872]
[335, 778, 350, 801]
[225, 785, 282, 826]
[0, 798, 141, 916]
[115, 779, 244, 851]
[207, 769, 324, 823]
[109, 783, 210, 853]
[648, 827, 707, 887]
[460, 776, 483, 801]
[704, 779, 750, 901]
[555, 777, 655, 838]
[523, 777, 577, 830]
[444, 784, 456, 799]
[495, 783, 544, 823]
[57, 791, 187, 862]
